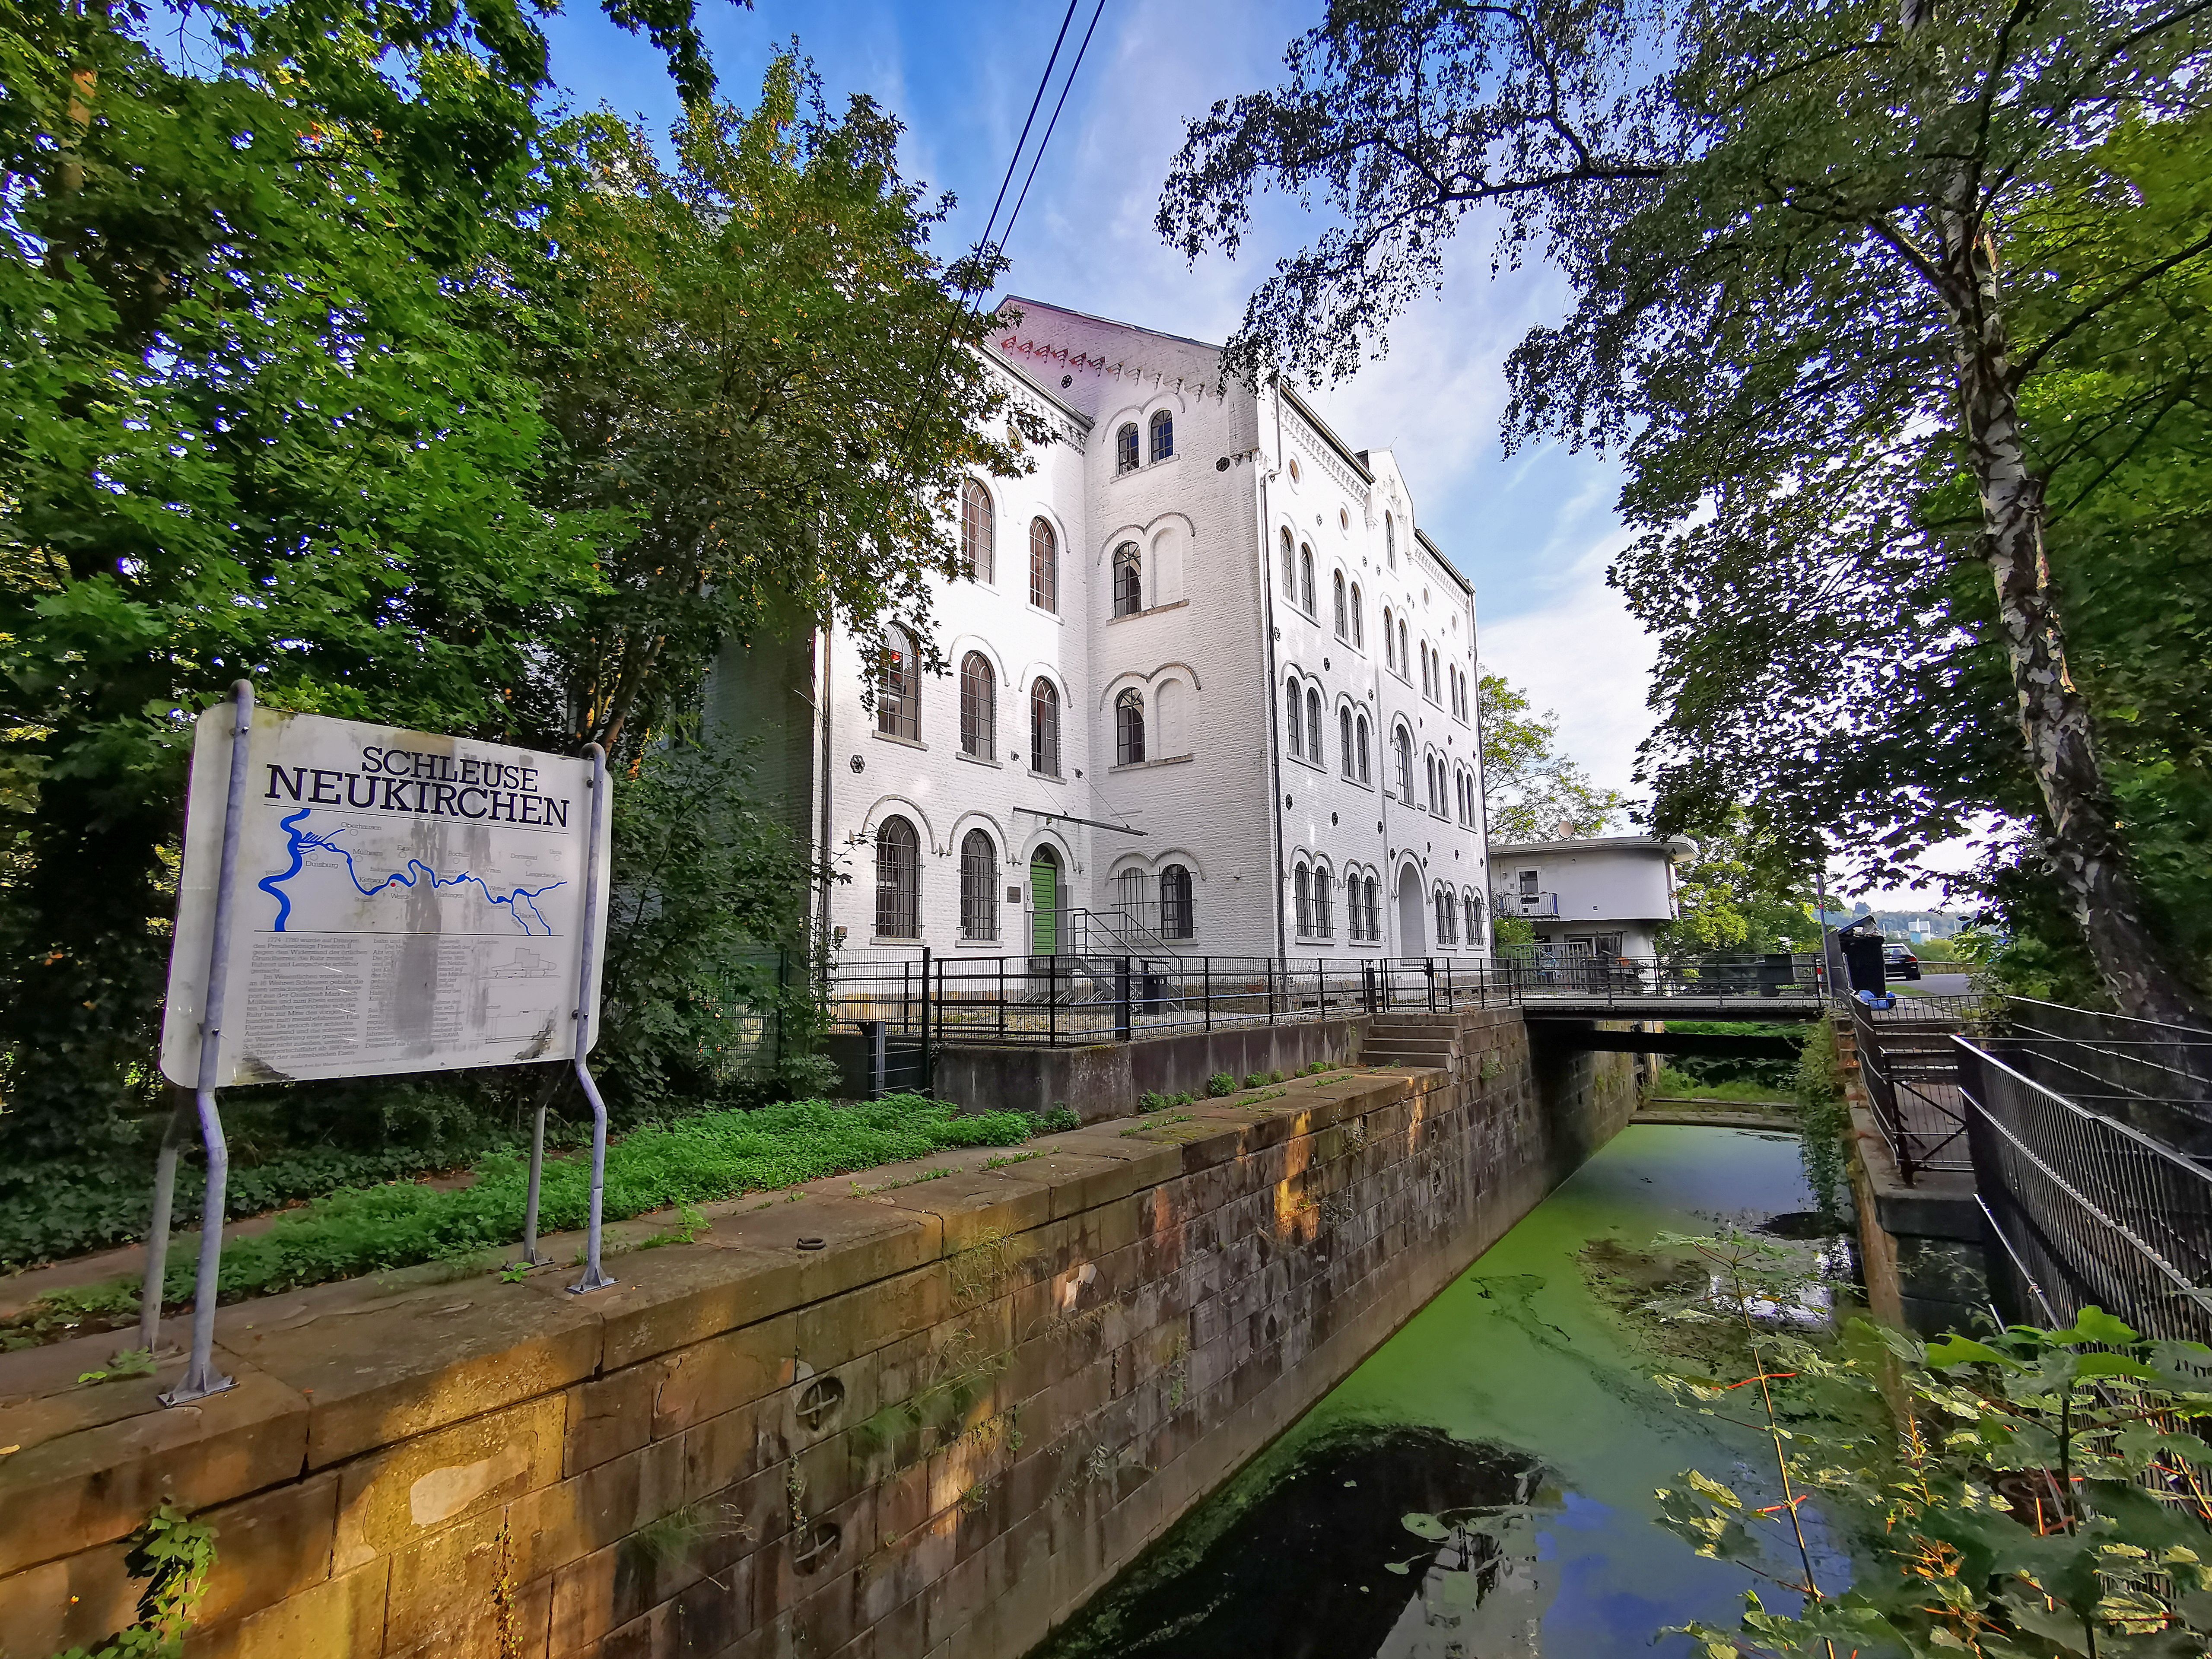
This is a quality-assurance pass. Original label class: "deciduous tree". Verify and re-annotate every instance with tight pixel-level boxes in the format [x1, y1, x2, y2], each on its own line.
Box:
[1477, 672, 1630, 842]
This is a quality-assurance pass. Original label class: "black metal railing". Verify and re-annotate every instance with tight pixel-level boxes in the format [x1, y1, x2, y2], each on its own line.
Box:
[1844, 995, 1990, 1182]
[1958, 1036, 2212, 1344]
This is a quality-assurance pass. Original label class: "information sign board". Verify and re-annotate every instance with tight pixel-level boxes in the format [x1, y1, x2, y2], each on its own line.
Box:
[160, 707, 611, 1087]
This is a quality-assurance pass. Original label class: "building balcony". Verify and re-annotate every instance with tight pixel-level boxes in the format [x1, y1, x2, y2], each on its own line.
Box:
[1503, 891, 1561, 918]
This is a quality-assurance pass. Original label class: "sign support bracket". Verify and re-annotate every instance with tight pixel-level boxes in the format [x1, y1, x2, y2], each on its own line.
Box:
[155, 679, 253, 1406]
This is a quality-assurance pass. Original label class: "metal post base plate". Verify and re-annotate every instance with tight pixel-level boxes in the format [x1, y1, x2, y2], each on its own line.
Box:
[567, 1266, 616, 1295]
[160, 1370, 236, 1408]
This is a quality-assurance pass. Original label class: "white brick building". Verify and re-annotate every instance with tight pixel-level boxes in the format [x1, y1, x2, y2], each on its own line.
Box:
[711, 298, 1491, 966]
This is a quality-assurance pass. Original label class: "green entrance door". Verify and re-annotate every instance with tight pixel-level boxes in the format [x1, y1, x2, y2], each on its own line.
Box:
[1030, 851, 1059, 955]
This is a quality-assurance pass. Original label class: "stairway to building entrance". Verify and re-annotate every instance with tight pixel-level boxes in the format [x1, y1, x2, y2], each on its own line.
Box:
[1360, 1016, 1463, 1071]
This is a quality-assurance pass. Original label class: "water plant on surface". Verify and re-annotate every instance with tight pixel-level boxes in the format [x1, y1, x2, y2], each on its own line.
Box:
[1653, 1239, 2212, 1657]
[54, 1501, 218, 1659]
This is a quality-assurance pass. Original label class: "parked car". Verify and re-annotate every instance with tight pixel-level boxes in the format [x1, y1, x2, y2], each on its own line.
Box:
[1884, 943, 1922, 981]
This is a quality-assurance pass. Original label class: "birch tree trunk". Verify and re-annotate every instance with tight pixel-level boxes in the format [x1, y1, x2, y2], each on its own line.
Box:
[1939, 211, 2206, 1026]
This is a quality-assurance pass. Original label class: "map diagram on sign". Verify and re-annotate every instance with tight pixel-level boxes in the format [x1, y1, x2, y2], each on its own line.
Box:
[257, 808, 569, 935]
[160, 707, 607, 1088]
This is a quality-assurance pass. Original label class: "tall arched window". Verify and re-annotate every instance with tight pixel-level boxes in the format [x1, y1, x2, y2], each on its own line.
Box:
[1149, 409, 1173, 463]
[1339, 708, 1354, 777]
[1306, 687, 1324, 763]
[1385, 511, 1396, 567]
[1356, 715, 1372, 784]
[960, 478, 994, 583]
[1421, 645, 1434, 701]
[1435, 886, 1458, 946]
[877, 626, 919, 741]
[1349, 583, 1363, 646]
[1116, 423, 1139, 474]
[1298, 546, 1316, 614]
[1030, 677, 1061, 777]
[1116, 688, 1146, 766]
[1029, 517, 1058, 612]
[1313, 864, 1334, 939]
[1116, 866, 1145, 917]
[1363, 874, 1380, 942]
[1112, 542, 1142, 617]
[1465, 890, 1484, 947]
[1398, 619, 1409, 675]
[1395, 726, 1415, 802]
[1382, 607, 1395, 669]
[1280, 527, 1297, 598]
[1332, 571, 1348, 638]
[959, 652, 995, 758]
[1294, 862, 1313, 937]
[960, 828, 998, 941]
[1284, 677, 1304, 758]
[1160, 864, 1194, 939]
[874, 816, 919, 938]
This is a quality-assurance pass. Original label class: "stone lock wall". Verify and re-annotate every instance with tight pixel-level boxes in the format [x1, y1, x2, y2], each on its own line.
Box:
[0, 1010, 1633, 1659]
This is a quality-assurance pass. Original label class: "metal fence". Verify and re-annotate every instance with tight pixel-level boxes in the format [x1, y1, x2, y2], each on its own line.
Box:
[1844, 995, 1991, 1182]
[1958, 1036, 2212, 1344]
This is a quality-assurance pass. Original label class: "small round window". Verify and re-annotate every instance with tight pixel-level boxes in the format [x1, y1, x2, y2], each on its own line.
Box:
[1287, 458, 1301, 484]
[1339, 508, 1351, 531]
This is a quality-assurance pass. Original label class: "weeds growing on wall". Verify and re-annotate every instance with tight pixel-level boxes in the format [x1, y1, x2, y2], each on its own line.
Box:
[3, 1096, 1039, 1347]
[53, 1501, 218, 1659]
[1792, 1020, 1849, 1223]
[1651, 1237, 2212, 1657]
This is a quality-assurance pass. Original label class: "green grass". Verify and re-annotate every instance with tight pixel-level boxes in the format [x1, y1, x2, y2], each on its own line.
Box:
[1650, 1067, 1795, 1106]
[1, 1094, 1039, 1346]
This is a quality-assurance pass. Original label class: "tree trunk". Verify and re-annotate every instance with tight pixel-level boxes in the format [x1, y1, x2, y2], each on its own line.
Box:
[1944, 228, 2206, 1027]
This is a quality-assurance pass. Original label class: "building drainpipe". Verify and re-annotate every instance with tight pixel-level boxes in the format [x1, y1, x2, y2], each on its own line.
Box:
[816, 624, 835, 994]
[1261, 375, 1289, 968]
[1471, 598, 1491, 955]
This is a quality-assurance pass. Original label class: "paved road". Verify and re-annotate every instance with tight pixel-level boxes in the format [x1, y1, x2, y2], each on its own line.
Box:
[1903, 971, 1973, 997]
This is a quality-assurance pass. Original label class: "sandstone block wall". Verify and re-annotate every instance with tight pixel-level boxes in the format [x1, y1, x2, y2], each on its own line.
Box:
[0, 1010, 1631, 1659]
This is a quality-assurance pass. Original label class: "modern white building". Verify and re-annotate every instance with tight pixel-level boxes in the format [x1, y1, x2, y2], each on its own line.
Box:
[1490, 834, 1695, 960]
[710, 297, 1492, 966]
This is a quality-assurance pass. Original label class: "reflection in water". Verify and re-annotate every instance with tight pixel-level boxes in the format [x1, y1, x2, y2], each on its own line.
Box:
[1035, 1127, 1856, 1659]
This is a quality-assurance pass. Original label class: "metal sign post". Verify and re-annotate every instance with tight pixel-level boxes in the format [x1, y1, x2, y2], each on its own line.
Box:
[149, 680, 253, 1404]
[567, 744, 614, 1293]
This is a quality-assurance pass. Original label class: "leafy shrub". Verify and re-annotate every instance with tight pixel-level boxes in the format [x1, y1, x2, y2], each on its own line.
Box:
[1136, 1092, 1170, 1114]
[1243, 1073, 1267, 1090]
[1793, 1019, 1848, 1220]
[1205, 1072, 1236, 1098]
[1269, 1070, 1284, 1084]
[57, 1500, 218, 1658]
[1037, 1106, 1081, 1133]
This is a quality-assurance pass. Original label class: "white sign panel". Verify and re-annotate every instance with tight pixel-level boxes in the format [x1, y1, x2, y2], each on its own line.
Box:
[161, 706, 610, 1087]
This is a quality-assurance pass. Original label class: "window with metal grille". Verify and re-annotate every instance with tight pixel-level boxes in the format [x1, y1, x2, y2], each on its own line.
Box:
[877, 627, 919, 741]
[1159, 864, 1193, 939]
[1030, 677, 1061, 776]
[874, 816, 919, 938]
[1029, 517, 1057, 612]
[960, 828, 998, 940]
[959, 652, 994, 759]
[960, 477, 994, 583]
[1363, 875, 1380, 941]
[1116, 688, 1146, 765]
[1465, 890, 1484, 946]
[1112, 542, 1142, 617]
[1116, 866, 1144, 918]
[1149, 409, 1173, 463]
[1313, 866, 1333, 938]
[1294, 863, 1313, 936]
[1116, 423, 1139, 474]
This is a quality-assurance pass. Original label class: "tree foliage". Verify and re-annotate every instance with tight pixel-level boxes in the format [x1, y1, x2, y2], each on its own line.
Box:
[1659, 813, 1821, 958]
[1477, 671, 1631, 842]
[1160, 0, 2212, 1023]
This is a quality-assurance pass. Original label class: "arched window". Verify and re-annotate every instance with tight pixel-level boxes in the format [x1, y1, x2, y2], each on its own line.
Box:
[1149, 409, 1173, 463]
[1298, 546, 1315, 614]
[1306, 687, 1324, 764]
[1280, 527, 1296, 598]
[1313, 865, 1334, 939]
[1116, 688, 1146, 766]
[1395, 726, 1415, 802]
[1435, 887, 1458, 946]
[960, 829, 998, 941]
[1160, 864, 1194, 939]
[1355, 715, 1372, 784]
[1385, 512, 1396, 567]
[1332, 571, 1348, 638]
[1398, 619, 1409, 675]
[1116, 423, 1139, 474]
[1116, 865, 1145, 916]
[1349, 583, 1363, 646]
[1421, 645, 1433, 701]
[874, 815, 919, 938]
[877, 626, 919, 741]
[1465, 890, 1484, 947]
[1029, 517, 1058, 612]
[1339, 708, 1354, 776]
[1030, 677, 1061, 777]
[1284, 678, 1304, 759]
[1294, 862, 1313, 937]
[1363, 874, 1380, 942]
[960, 478, 994, 583]
[958, 652, 995, 758]
[1112, 541, 1142, 617]
[1342, 868, 1363, 940]
[1382, 607, 1394, 668]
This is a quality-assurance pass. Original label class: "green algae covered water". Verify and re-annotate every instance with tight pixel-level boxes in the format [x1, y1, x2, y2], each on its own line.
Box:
[1038, 1124, 1856, 1659]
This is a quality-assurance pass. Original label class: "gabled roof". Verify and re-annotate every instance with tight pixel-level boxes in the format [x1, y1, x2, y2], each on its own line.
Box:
[983, 342, 1093, 428]
[1415, 527, 1474, 597]
[1279, 382, 1375, 485]
[996, 295, 1224, 357]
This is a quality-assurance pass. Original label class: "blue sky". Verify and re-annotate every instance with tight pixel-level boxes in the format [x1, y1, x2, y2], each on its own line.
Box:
[536, 0, 1661, 805]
